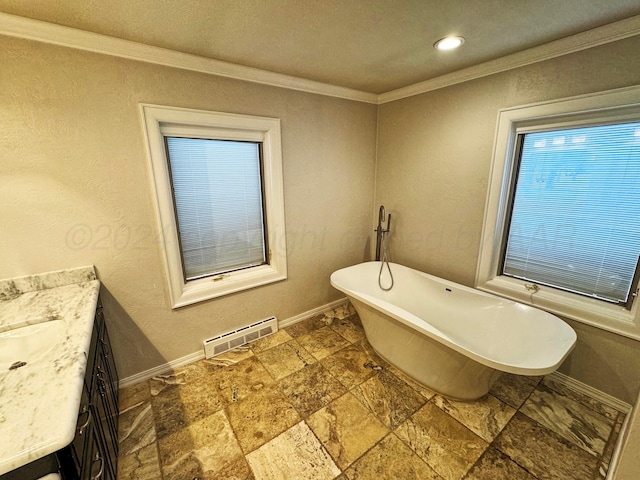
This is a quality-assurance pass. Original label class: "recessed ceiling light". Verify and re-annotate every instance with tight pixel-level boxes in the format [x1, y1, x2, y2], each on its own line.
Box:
[434, 36, 465, 51]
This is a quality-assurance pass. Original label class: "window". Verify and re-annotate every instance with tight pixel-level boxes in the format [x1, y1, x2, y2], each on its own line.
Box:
[140, 105, 287, 308]
[502, 123, 640, 307]
[165, 137, 266, 280]
[477, 86, 640, 339]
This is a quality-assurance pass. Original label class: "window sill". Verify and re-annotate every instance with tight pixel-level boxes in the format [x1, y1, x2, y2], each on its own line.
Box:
[172, 264, 286, 308]
[477, 276, 640, 341]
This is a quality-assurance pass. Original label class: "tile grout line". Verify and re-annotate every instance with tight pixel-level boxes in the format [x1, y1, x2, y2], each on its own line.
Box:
[303, 417, 345, 477]
[448, 390, 525, 479]
[276, 314, 393, 476]
[243, 315, 358, 476]
[496, 375, 555, 479]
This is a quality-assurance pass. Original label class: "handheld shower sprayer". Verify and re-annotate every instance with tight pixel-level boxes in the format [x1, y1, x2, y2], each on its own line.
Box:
[375, 205, 391, 262]
[375, 205, 394, 290]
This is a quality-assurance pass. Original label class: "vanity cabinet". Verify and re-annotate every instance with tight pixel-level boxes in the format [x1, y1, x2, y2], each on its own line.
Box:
[0, 299, 119, 480]
[61, 300, 119, 480]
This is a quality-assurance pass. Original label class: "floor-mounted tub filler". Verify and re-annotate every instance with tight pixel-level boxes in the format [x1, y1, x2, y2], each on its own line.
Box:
[330, 261, 577, 400]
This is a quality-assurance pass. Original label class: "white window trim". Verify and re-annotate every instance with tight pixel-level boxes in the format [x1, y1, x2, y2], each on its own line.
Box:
[476, 85, 640, 341]
[140, 104, 287, 308]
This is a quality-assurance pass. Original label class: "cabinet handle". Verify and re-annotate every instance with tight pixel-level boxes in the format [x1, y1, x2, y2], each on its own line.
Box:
[100, 338, 111, 358]
[98, 378, 107, 397]
[91, 453, 104, 480]
[96, 367, 107, 397]
[77, 407, 92, 435]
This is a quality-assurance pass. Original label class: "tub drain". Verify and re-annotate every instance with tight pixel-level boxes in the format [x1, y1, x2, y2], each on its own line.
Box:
[9, 361, 27, 370]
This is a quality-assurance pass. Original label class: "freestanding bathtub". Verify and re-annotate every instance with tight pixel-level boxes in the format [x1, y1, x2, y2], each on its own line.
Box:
[330, 261, 576, 400]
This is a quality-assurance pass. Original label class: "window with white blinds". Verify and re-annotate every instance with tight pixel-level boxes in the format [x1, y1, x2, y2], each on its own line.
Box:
[140, 104, 287, 308]
[502, 122, 640, 307]
[165, 137, 267, 280]
[477, 88, 640, 338]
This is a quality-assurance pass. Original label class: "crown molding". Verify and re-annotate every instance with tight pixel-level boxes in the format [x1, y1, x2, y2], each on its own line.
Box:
[0, 12, 378, 105]
[379, 15, 640, 104]
[1, 12, 639, 106]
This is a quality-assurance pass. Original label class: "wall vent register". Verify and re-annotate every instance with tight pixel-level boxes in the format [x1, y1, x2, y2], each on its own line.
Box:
[204, 316, 278, 358]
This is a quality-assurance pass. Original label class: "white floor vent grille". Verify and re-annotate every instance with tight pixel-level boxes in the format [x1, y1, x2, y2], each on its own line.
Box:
[203, 316, 278, 359]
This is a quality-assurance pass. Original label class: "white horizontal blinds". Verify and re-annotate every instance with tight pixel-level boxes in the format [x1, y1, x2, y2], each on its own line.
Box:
[165, 137, 266, 280]
[503, 122, 640, 304]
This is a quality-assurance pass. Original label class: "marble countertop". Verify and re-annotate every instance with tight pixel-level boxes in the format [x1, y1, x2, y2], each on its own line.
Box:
[0, 266, 101, 475]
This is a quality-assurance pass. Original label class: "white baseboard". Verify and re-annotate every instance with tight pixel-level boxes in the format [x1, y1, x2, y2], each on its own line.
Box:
[278, 297, 348, 329]
[118, 350, 204, 389]
[547, 371, 632, 414]
[118, 297, 349, 389]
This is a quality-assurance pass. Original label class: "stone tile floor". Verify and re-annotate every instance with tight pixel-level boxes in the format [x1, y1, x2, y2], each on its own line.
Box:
[117, 304, 627, 480]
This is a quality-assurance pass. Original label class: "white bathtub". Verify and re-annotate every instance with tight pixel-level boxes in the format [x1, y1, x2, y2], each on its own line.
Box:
[330, 261, 577, 400]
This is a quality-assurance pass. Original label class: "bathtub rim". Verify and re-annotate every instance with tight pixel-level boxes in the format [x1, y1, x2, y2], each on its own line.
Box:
[330, 261, 577, 376]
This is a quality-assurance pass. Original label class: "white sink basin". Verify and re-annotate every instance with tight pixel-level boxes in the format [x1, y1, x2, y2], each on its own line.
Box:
[0, 321, 65, 372]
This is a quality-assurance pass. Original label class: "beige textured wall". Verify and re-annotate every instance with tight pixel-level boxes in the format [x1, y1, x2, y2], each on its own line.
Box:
[3, 28, 640, 403]
[0, 36, 377, 378]
[376, 36, 640, 404]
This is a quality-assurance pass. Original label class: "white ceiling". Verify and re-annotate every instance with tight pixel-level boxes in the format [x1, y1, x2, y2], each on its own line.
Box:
[1, 0, 640, 94]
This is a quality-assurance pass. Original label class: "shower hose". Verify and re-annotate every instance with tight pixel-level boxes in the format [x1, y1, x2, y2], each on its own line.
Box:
[378, 230, 394, 291]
